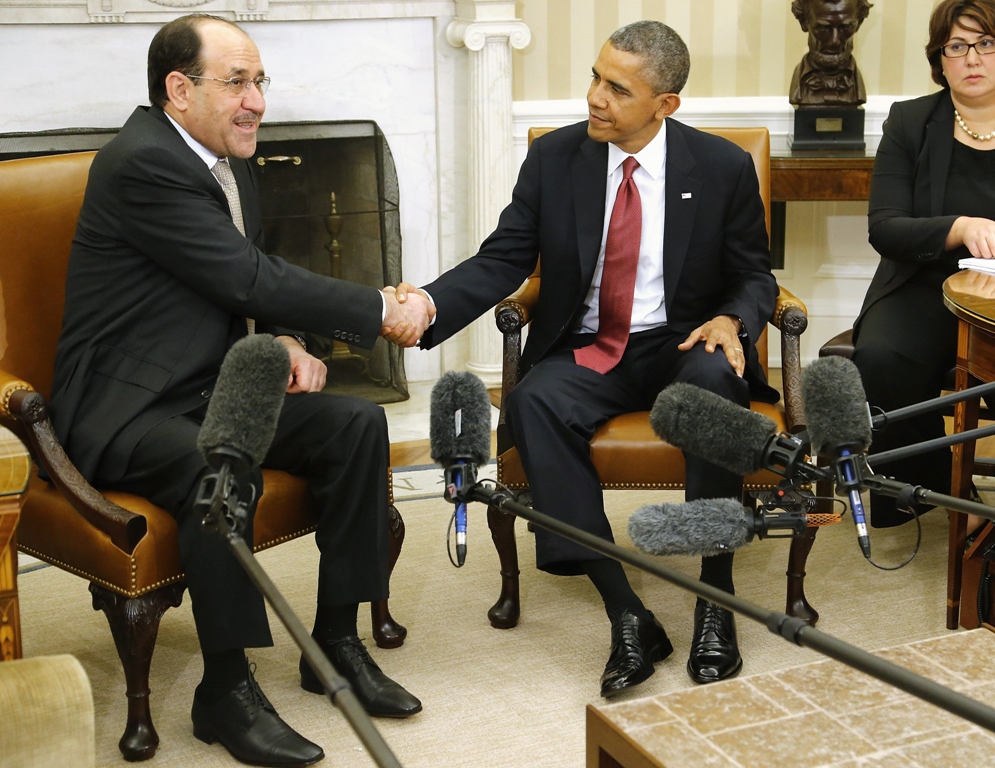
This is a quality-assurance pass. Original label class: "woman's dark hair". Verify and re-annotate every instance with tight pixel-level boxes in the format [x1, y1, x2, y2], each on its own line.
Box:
[147, 14, 240, 107]
[927, 0, 995, 88]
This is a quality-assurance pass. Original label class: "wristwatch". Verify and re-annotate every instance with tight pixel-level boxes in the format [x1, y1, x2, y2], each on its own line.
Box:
[289, 334, 308, 353]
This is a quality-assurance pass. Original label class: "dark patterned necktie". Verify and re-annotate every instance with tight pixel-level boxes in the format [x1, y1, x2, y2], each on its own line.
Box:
[575, 156, 642, 374]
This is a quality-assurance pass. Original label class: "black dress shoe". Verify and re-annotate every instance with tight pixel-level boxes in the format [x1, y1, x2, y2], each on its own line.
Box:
[301, 635, 422, 718]
[600, 609, 674, 698]
[687, 599, 742, 684]
[192, 665, 324, 767]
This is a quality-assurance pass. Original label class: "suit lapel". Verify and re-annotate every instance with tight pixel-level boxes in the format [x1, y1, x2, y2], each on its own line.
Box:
[662, 120, 701, 313]
[927, 92, 954, 217]
[572, 137, 609, 289]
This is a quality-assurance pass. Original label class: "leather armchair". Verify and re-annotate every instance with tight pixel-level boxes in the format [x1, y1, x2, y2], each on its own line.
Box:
[0, 151, 406, 761]
[483, 127, 820, 630]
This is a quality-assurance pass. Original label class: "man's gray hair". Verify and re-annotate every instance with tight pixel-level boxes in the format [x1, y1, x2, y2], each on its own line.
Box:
[608, 21, 690, 95]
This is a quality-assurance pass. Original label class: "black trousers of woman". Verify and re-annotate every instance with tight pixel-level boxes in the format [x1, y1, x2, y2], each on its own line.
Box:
[852, 277, 959, 527]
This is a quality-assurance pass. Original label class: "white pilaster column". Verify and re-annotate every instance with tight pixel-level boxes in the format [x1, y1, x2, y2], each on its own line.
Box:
[447, 1, 530, 385]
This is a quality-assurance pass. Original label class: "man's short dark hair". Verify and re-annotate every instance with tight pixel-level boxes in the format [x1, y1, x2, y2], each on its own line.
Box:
[926, 0, 995, 88]
[608, 21, 690, 95]
[147, 14, 242, 108]
[790, 0, 873, 25]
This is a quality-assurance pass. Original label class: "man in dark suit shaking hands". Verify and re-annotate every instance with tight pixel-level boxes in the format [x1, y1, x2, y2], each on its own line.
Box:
[51, 14, 430, 767]
[400, 21, 778, 695]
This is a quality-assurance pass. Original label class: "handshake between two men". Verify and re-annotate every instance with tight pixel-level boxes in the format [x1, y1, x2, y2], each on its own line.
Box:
[279, 282, 430, 395]
[380, 282, 435, 348]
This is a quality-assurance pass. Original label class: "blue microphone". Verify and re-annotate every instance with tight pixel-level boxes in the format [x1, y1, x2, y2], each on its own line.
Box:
[802, 357, 874, 559]
[430, 371, 492, 567]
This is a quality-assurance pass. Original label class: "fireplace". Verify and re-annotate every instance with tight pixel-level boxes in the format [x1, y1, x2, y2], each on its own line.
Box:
[0, 120, 408, 403]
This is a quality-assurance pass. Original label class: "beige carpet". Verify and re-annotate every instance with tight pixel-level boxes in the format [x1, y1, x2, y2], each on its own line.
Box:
[18, 485, 959, 767]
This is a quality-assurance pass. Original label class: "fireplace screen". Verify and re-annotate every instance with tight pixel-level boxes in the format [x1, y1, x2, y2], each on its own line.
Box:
[0, 119, 408, 404]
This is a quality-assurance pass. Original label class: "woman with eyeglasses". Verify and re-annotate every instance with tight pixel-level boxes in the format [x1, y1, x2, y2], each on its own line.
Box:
[852, 0, 995, 531]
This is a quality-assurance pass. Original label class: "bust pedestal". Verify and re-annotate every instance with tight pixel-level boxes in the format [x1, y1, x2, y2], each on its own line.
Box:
[789, 107, 865, 151]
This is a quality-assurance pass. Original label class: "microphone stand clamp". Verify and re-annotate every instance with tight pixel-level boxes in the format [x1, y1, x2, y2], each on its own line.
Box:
[194, 457, 253, 536]
[444, 461, 478, 504]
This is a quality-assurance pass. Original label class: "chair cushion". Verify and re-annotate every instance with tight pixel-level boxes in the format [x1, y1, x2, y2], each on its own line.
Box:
[497, 402, 788, 491]
[17, 469, 316, 598]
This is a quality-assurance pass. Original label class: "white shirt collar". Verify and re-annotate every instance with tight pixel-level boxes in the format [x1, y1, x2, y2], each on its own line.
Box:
[164, 111, 224, 170]
[607, 122, 667, 180]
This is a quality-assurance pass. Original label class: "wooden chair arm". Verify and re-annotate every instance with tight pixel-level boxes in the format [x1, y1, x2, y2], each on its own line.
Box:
[771, 285, 809, 433]
[0, 369, 146, 554]
[495, 272, 541, 329]
[493, 271, 542, 427]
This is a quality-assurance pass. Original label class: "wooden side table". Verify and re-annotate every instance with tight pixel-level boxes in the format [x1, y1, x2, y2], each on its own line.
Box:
[942, 270, 995, 629]
[769, 151, 875, 269]
[0, 426, 31, 660]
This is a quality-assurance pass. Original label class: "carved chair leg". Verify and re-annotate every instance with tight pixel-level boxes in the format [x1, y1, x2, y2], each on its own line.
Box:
[785, 527, 820, 625]
[90, 581, 186, 762]
[372, 504, 407, 649]
[487, 502, 520, 629]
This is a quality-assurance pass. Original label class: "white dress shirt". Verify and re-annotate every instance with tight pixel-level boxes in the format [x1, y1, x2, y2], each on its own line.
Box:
[575, 125, 668, 334]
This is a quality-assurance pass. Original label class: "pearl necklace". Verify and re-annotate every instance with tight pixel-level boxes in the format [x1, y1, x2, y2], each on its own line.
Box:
[955, 109, 995, 141]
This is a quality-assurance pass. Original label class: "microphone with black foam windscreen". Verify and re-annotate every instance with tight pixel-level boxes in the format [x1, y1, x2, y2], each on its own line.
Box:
[801, 356, 874, 559]
[628, 497, 810, 557]
[429, 371, 492, 566]
[194, 334, 290, 530]
[649, 382, 813, 481]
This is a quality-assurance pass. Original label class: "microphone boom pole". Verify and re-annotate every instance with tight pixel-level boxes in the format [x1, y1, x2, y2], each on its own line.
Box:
[195, 336, 404, 768]
[456, 480, 995, 734]
[209, 511, 404, 768]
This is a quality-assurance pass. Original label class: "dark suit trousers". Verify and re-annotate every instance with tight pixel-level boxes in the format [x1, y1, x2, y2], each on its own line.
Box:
[98, 392, 391, 654]
[505, 327, 750, 574]
[852, 276, 958, 527]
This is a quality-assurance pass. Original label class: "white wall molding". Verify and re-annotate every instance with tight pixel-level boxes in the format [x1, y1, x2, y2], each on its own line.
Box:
[0, 0, 454, 24]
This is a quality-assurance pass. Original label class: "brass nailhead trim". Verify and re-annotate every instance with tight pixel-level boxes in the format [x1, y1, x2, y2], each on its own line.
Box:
[1, 383, 31, 417]
[253, 526, 318, 553]
[16, 544, 184, 598]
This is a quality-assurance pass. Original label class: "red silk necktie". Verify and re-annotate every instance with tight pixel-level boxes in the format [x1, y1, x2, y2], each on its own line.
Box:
[575, 156, 642, 374]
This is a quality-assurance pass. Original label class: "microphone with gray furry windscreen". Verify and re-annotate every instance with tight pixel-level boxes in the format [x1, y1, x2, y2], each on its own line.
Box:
[801, 356, 873, 559]
[628, 497, 810, 558]
[650, 382, 809, 480]
[429, 371, 492, 566]
[195, 334, 290, 528]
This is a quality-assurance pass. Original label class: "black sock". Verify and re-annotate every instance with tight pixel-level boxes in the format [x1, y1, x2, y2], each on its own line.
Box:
[582, 559, 645, 618]
[313, 603, 359, 641]
[699, 552, 735, 596]
[196, 649, 247, 703]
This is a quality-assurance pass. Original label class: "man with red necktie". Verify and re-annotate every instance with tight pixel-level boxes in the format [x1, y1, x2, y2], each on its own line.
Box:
[407, 21, 777, 695]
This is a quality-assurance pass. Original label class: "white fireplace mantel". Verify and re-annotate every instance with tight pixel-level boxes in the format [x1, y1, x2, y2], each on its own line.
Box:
[0, 0, 453, 24]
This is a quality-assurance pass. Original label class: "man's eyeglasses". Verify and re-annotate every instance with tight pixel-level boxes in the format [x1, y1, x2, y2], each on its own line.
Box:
[942, 38, 995, 58]
[187, 75, 271, 96]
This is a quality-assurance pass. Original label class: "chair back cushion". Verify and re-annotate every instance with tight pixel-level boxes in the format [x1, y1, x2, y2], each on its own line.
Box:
[0, 152, 95, 400]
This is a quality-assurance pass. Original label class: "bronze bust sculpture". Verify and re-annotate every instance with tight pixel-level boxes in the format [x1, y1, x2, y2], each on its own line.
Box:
[789, 0, 873, 107]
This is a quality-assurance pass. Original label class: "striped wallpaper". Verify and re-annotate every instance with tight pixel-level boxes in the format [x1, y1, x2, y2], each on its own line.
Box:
[513, 0, 940, 101]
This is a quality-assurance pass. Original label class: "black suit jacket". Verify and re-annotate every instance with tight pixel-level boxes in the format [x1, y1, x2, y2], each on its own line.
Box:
[51, 105, 384, 481]
[420, 119, 777, 399]
[855, 90, 962, 340]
